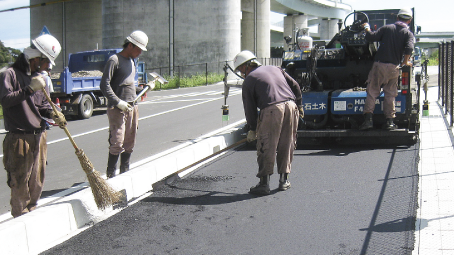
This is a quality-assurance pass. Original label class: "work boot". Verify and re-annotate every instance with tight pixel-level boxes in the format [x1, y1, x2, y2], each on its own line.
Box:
[120, 152, 131, 174]
[279, 173, 291, 191]
[106, 153, 119, 179]
[359, 113, 373, 130]
[249, 175, 271, 195]
[382, 118, 398, 130]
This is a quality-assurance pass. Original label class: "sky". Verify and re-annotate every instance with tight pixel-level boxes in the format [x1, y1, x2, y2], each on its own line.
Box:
[0, 0, 453, 51]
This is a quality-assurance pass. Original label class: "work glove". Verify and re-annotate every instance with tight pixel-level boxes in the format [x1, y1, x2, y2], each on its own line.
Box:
[247, 130, 257, 143]
[362, 23, 370, 31]
[116, 100, 133, 112]
[51, 111, 67, 129]
[28, 75, 46, 92]
[298, 106, 304, 119]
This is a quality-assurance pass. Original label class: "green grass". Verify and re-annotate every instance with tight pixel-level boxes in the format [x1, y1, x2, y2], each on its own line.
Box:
[154, 73, 224, 90]
[426, 49, 439, 66]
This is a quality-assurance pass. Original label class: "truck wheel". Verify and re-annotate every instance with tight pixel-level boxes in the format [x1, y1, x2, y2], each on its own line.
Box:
[78, 94, 94, 119]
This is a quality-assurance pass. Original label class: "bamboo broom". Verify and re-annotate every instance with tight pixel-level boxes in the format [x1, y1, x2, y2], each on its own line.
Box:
[42, 90, 123, 210]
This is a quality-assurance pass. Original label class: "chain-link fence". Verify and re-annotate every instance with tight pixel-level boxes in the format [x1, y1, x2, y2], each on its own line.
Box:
[145, 58, 282, 89]
[439, 41, 454, 126]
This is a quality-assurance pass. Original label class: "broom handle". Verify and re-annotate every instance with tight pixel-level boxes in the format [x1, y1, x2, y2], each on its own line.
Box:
[42, 89, 80, 150]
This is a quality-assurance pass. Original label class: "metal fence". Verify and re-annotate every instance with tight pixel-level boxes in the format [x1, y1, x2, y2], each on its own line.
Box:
[439, 41, 454, 126]
[145, 58, 282, 88]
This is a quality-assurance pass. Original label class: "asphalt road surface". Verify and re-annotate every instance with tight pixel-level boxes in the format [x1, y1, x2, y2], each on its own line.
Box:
[41, 141, 419, 255]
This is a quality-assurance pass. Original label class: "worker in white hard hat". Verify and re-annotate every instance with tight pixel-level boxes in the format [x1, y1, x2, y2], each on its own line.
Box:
[100, 30, 149, 178]
[234, 50, 304, 195]
[0, 33, 66, 217]
[359, 8, 415, 131]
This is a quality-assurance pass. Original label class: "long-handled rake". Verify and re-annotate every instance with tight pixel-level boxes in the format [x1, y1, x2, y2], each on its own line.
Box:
[42, 90, 123, 210]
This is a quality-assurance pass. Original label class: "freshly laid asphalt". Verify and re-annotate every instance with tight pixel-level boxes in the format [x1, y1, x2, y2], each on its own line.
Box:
[41, 123, 420, 254]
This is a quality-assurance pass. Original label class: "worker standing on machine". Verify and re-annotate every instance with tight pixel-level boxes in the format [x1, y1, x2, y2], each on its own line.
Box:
[100, 30, 148, 178]
[0, 34, 66, 217]
[233, 50, 304, 195]
[359, 8, 414, 130]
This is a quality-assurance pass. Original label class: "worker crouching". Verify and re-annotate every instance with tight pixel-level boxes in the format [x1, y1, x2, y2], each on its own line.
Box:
[233, 50, 304, 195]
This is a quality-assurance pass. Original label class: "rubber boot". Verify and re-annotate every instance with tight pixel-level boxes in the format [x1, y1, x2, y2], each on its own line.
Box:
[106, 153, 119, 179]
[120, 152, 131, 174]
[382, 118, 397, 130]
[279, 173, 291, 191]
[359, 113, 373, 130]
[249, 175, 271, 195]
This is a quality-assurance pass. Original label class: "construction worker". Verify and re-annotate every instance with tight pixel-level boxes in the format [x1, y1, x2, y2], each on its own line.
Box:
[233, 50, 304, 195]
[0, 34, 66, 217]
[100, 30, 148, 178]
[359, 8, 415, 130]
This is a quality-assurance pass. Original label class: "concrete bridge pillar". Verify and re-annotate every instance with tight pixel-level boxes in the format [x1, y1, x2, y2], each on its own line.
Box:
[319, 18, 341, 40]
[241, 0, 270, 58]
[284, 14, 308, 51]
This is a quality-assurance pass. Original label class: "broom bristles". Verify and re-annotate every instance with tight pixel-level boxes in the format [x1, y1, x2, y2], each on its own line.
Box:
[75, 149, 123, 210]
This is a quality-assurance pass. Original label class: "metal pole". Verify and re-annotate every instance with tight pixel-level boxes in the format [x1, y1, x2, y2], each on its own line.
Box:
[205, 63, 208, 85]
[177, 66, 180, 88]
[169, 0, 174, 77]
[62, 1, 66, 67]
[442, 43, 445, 106]
[449, 41, 454, 127]
[438, 43, 441, 100]
[441, 43, 445, 110]
[445, 43, 449, 115]
[254, 0, 257, 55]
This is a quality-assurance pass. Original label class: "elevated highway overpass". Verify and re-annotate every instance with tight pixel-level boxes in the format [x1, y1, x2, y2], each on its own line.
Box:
[242, 0, 352, 57]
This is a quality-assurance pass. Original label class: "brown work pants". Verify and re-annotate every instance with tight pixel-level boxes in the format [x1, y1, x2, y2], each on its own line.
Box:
[107, 105, 139, 155]
[3, 132, 47, 218]
[256, 101, 299, 177]
[364, 61, 400, 119]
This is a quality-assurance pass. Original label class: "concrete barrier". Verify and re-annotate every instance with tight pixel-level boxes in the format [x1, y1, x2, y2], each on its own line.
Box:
[0, 120, 245, 255]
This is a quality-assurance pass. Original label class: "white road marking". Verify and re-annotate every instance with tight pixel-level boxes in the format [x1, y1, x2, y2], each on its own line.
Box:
[0, 88, 242, 157]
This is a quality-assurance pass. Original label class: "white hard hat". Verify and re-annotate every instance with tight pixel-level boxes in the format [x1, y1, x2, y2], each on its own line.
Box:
[126, 30, 148, 51]
[233, 50, 261, 71]
[398, 8, 412, 19]
[32, 34, 61, 66]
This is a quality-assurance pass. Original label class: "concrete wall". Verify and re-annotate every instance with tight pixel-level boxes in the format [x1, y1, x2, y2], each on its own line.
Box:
[241, 0, 270, 58]
[102, 0, 241, 76]
[31, 0, 241, 76]
[30, 0, 103, 72]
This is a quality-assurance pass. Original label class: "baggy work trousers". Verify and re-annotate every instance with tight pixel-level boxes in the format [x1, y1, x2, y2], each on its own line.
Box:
[3, 132, 47, 218]
[256, 101, 299, 177]
[364, 61, 400, 119]
[107, 105, 139, 155]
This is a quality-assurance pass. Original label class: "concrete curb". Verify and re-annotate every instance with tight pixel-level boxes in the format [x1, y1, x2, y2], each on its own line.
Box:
[0, 120, 246, 255]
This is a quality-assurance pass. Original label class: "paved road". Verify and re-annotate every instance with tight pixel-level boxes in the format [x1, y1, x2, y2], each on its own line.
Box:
[0, 84, 245, 216]
[41, 140, 419, 254]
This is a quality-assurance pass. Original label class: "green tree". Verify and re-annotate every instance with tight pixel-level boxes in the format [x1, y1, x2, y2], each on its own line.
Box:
[0, 40, 20, 67]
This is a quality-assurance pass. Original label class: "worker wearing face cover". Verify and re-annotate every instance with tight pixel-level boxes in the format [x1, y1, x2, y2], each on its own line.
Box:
[100, 30, 148, 179]
[233, 50, 304, 195]
[0, 34, 66, 217]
